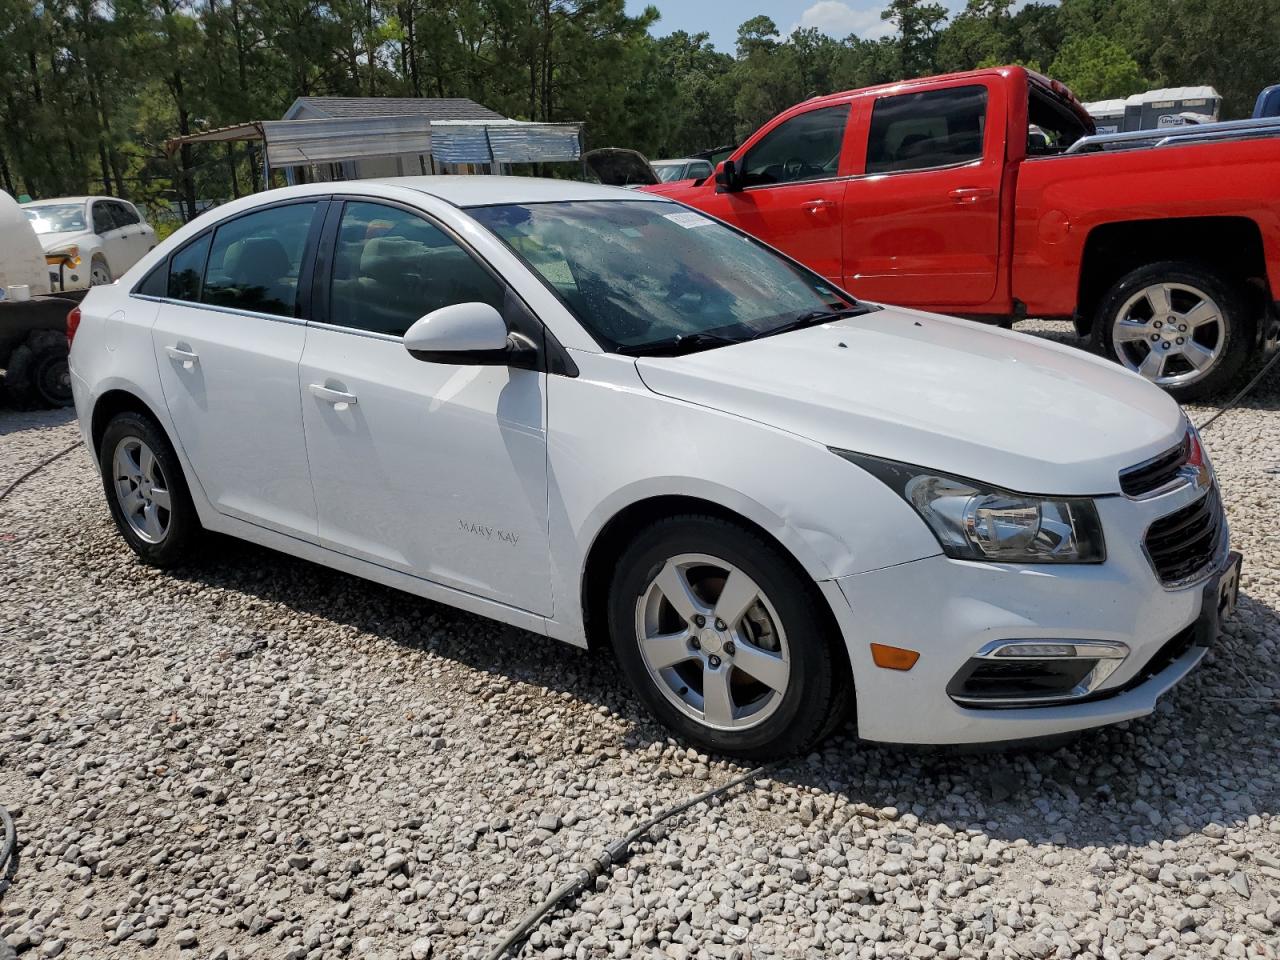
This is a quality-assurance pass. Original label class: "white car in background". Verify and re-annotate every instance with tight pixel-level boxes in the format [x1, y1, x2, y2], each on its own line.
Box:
[23, 196, 156, 290]
[67, 178, 1240, 757]
[651, 158, 715, 183]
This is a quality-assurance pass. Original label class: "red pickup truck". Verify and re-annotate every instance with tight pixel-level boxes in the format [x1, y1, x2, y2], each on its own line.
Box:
[647, 66, 1280, 400]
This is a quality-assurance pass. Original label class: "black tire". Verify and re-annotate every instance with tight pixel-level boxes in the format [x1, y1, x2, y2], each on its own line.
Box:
[607, 514, 851, 758]
[98, 411, 202, 567]
[89, 256, 112, 286]
[1092, 261, 1252, 402]
[4, 330, 72, 409]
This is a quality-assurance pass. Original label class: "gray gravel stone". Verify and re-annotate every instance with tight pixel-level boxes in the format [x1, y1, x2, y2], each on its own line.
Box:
[1, 338, 1278, 960]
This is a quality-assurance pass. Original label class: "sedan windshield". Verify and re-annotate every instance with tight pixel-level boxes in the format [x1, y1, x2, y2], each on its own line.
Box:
[468, 200, 866, 354]
[24, 204, 87, 235]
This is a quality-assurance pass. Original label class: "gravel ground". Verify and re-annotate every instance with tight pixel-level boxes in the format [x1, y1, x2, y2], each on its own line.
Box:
[2, 325, 1279, 960]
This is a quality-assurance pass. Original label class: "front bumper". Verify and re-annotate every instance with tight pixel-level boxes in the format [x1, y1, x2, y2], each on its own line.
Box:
[824, 483, 1233, 745]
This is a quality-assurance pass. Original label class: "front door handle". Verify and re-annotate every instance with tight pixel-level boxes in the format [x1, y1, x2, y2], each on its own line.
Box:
[803, 199, 836, 213]
[165, 344, 199, 368]
[309, 383, 358, 407]
[948, 187, 994, 204]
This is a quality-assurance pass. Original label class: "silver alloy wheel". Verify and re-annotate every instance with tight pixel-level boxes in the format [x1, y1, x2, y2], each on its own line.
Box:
[1111, 281, 1225, 387]
[90, 261, 112, 285]
[112, 437, 172, 544]
[635, 553, 791, 731]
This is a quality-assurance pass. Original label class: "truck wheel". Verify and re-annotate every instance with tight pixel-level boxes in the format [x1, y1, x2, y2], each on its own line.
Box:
[1093, 261, 1251, 401]
[89, 257, 112, 286]
[4, 330, 73, 409]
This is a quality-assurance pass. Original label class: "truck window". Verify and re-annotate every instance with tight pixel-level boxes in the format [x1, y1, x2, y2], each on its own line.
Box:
[741, 105, 850, 188]
[866, 86, 987, 175]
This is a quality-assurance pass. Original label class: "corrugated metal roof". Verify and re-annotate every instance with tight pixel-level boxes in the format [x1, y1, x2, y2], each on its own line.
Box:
[288, 97, 506, 122]
[260, 116, 432, 166]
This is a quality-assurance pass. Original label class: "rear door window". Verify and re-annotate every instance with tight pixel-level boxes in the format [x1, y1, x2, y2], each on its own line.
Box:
[92, 202, 116, 234]
[201, 202, 319, 317]
[168, 233, 211, 302]
[741, 105, 850, 188]
[112, 202, 141, 226]
[866, 85, 988, 174]
[328, 201, 504, 337]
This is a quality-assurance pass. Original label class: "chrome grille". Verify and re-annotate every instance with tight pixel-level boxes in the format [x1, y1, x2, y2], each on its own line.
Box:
[1144, 489, 1222, 585]
[1120, 435, 1190, 498]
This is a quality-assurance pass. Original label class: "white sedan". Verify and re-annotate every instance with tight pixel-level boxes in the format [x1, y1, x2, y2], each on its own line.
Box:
[23, 195, 156, 290]
[67, 177, 1240, 757]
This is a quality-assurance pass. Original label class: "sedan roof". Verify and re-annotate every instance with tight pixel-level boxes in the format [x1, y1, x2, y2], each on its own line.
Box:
[377, 175, 665, 208]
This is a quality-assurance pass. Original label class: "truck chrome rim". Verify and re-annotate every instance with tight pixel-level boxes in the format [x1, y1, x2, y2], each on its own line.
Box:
[112, 438, 171, 544]
[90, 262, 112, 285]
[635, 553, 791, 731]
[1112, 282, 1224, 387]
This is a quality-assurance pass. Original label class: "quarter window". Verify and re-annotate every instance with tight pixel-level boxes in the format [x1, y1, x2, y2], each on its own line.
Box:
[202, 202, 319, 317]
[329, 201, 504, 337]
[741, 106, 850, 188]
[168, 233, 211, 302]
[866, 85, 988, 175]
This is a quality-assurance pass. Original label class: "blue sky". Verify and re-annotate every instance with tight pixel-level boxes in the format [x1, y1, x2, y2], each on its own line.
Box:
[624, 1, 975, 53]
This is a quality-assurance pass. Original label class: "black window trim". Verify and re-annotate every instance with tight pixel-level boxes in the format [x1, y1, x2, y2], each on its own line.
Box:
[863, 83, 991, 179]
[129, 196, 329, 326]
[738, 102, 853, 193]
[312, 194, 577, 377]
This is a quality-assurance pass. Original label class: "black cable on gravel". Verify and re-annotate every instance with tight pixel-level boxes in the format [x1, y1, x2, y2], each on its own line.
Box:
[0, 440, 81, 504]
[0, 803, 17, 903]
[484, 763, 774, 960]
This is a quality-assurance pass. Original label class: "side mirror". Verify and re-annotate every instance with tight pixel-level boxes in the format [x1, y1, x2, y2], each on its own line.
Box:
[403, 301, 537, 367]
[714, 159, 742, 193]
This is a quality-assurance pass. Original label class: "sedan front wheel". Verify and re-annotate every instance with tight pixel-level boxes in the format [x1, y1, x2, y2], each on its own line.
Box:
[608, 515, 850, 758]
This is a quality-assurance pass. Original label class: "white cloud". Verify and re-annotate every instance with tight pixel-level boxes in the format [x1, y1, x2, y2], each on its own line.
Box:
[791, 1, 897, 41]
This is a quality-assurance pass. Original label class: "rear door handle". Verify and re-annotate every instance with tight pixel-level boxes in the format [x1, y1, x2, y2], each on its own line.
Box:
[803, 199, 836, 213]
[948, 187, 994, 204]
[165, 344, 199, 368]
[309, 383, 358, 406]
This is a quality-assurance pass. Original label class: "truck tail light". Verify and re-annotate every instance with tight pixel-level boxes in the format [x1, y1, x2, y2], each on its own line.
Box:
[67, 305, 82, 347]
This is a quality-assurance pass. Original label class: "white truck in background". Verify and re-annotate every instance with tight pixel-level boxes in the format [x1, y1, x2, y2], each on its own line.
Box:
[0, 190, 84, 408]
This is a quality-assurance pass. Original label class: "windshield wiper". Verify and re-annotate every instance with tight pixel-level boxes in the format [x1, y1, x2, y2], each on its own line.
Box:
[750, 304, 877, 340]
[616, 331, 744, 357]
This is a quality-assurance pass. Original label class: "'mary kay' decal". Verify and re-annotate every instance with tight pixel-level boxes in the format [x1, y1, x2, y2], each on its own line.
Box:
[458, 520, 520, 545]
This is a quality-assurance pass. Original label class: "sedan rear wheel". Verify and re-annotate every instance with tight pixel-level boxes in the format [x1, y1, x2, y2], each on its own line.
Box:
[99, 411, 201, 567]
[608, 515, 850, 758]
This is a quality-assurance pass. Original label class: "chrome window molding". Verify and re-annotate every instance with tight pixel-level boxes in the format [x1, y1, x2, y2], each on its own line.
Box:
[128, 294, 307, 327]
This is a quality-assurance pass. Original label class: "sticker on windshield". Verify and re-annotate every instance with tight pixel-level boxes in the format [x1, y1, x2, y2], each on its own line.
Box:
[664, 211, 713, 229]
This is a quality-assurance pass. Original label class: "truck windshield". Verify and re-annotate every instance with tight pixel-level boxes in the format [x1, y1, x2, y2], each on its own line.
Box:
[24, 204, 87, 234]
[468, 199, 864, 355]
[652, 163, 686, 182]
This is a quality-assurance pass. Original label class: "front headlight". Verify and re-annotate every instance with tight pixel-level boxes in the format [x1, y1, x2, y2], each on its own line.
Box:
[833, 449, 1105, 563]
[46, 245, 81, 267]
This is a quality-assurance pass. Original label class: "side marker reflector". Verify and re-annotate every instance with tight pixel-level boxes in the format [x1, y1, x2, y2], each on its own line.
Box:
[870, 643, 920, 671]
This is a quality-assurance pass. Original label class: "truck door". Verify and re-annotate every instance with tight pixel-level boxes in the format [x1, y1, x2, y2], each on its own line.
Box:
[698, 104, 853, 285]
[841, 79, 1005, 308]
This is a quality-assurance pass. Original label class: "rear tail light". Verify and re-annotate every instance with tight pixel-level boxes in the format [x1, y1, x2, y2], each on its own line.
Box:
[67, 305, 82, 346]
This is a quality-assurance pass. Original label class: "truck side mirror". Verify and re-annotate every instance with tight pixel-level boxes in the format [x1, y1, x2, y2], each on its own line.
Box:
[715, 159, 742, 193]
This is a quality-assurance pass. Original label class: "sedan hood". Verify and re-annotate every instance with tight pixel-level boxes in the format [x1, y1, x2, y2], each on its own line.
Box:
[38, 229, 92, 253]
[635, 308, 1186, 496]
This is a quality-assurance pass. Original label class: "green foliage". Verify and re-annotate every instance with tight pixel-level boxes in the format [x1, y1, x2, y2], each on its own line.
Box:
[1048, 35, 1145, 101]
[1, 0, 1273, 215]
